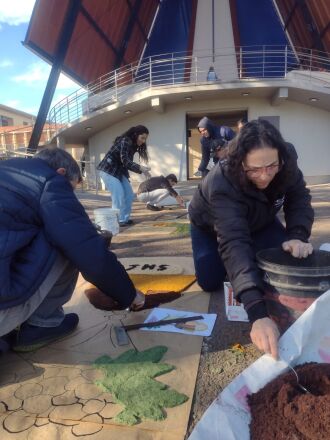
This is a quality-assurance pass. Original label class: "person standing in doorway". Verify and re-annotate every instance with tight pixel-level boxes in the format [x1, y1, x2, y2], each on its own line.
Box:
[237, 117, 248, 133]
[195, 116, 235, 177]
[97, 125, 151, 226]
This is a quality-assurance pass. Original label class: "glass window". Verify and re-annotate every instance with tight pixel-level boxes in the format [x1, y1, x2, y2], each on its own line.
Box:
[0, 115, 14, 126]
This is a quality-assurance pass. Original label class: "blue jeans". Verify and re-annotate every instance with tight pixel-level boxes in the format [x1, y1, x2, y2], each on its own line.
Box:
[0, 253, 78, 336]
[190, 219, 287, 292]
[99, 171, 135, 222]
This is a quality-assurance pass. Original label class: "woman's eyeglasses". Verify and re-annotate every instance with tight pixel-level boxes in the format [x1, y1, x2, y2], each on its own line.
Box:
[243, 162, 281, 177]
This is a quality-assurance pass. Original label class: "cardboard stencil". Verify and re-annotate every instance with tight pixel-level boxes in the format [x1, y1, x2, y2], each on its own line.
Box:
[0, 257, 209, 440]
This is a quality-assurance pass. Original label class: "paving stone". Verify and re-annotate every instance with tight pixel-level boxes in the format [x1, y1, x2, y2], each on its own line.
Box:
[15, 383, 42, 400]
[23, 394, 52, 414]
[81, 368, 104, 382]
[39, 377, 69, 396]
[82, 399, 105, 414]
[26, 423, 61, 439]
[98, 403, 121, 419]
[52, 390, 78, 406]
[49, 403, 85, 424]
[72, 415, 103, 436]
[3, 410, 36, 433]
[65, 376, 88, 391]
[75, 383, 103, 400]
[34, 418, 50, 427]
[2, 395, 22, 411]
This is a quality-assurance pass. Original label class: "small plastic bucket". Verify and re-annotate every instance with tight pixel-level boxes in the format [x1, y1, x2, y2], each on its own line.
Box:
[257, 248, 330, 332]
[93, 208, 120, 236]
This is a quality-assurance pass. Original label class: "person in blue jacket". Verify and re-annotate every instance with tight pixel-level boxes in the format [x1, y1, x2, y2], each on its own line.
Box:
[0, 148, 145, 353]
[195, 116, 236, 177]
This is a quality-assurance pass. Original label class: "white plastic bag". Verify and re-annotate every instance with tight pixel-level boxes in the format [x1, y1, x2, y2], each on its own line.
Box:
[189, 289, 330, 440]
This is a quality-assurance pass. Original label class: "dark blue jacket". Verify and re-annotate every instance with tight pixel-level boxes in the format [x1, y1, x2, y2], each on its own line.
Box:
[197, 117, 236, 172]
[0, 158, 136, 311]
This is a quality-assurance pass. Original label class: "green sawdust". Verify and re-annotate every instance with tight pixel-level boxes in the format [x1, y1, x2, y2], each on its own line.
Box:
[94, 346, 188, 425]
[172, 223, 190, 237]
[153, 221, 190, 237]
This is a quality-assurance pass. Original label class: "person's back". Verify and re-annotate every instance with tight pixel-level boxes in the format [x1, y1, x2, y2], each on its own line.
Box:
[0, 150, 141, 352]
[0, 157, 65, 308]
[137, 174, 184, 210]
[138, 175, 172, 194]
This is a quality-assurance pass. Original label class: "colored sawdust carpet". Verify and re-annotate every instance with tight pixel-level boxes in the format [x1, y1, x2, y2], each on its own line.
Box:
[129, 273, 196, 294]
[94, 346, 188, 425]
[153, 222, 190, 237]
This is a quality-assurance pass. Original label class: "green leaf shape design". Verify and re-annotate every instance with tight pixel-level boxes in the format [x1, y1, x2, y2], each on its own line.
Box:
[93, 346, 188, 425]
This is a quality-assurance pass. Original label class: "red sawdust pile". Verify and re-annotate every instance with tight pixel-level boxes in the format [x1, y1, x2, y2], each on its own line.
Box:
[249, 362, 330, 440]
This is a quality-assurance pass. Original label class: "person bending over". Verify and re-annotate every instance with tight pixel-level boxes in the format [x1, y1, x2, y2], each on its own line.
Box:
[189, 119, 314, 359]
[0, 148, 145, 352]
[195, 116, 235, 177]
[137, 174, 185, 211]
[97, 125, 151, 226]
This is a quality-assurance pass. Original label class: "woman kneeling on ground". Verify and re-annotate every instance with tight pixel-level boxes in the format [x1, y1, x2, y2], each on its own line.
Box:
[188, 119, 314, 359]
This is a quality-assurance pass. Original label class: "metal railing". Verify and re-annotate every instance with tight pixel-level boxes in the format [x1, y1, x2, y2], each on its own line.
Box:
[48, 45, 330, 133]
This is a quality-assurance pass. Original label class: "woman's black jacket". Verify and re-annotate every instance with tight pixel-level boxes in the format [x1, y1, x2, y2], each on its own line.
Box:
[188, 158, 314, 316]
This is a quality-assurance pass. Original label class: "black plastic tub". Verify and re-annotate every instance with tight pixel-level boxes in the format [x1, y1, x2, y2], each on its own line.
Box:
[256, 248, 330, 332]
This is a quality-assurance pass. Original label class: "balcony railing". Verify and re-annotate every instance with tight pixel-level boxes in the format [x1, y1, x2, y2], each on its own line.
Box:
[48, 45, 330, 135]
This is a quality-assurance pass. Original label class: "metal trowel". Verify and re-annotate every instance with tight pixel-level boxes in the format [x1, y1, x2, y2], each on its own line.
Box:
[114, 315, 204, 346]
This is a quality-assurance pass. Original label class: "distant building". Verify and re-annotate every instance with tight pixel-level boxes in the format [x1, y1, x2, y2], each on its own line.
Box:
[0, 104, 36, 127]
[0, 104, 56, 157]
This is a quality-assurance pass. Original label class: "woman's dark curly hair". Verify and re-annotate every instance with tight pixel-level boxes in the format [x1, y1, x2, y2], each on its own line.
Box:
[227, 119, 296, 195]
[116, 125, 149, 163]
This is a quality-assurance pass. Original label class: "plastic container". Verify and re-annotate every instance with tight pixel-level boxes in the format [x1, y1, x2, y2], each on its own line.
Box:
[257, 248, 330, 332]
[93, 208, 120, 236]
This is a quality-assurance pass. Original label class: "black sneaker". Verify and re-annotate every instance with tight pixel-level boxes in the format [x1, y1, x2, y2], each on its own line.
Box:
[146, 203, 161, 211]
[119, 219, 134, 226]
[13, 313, 79, 352]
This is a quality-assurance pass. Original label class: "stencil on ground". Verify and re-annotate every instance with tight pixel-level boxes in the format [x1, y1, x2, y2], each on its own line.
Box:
[94, 346, 188, 425]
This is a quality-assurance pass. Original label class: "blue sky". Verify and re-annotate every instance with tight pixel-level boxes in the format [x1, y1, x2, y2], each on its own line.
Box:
[0, 0, 79, 116]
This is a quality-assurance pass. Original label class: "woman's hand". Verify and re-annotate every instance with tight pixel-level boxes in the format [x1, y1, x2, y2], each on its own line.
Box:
[140, 165, 151, 179]
[250, 317, 280, 359]
[282, 239, 313, 258]
[130, 289, 146, 311]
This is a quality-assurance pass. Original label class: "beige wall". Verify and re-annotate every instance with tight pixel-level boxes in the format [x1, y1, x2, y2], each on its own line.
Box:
[192, 0, 237, 82]
[88, 97, 330, 183]
[0, 107, 35, 126]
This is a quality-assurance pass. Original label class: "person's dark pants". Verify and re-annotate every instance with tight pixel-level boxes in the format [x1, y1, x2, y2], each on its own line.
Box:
[190, 219, 287, 292]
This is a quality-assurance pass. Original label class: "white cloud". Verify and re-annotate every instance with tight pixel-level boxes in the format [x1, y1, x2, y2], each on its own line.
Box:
[0, 59, 13, 68]
[0, 0, 35, 25]
[12, 62, 79, 90]
[57, 73, 79, 90]
[2, 100, 37, 116]
[4, 99, 20, 108]
[12, 62, 49, 84]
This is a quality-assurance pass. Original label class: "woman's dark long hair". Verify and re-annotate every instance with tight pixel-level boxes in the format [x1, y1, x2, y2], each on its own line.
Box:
[115, 125, 149, 163]
[227, 119, 296, 196]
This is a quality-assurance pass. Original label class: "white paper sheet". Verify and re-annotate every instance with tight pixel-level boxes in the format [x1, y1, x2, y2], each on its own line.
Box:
[189, 289, 330, 440]
[140, 308, 217, 337]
